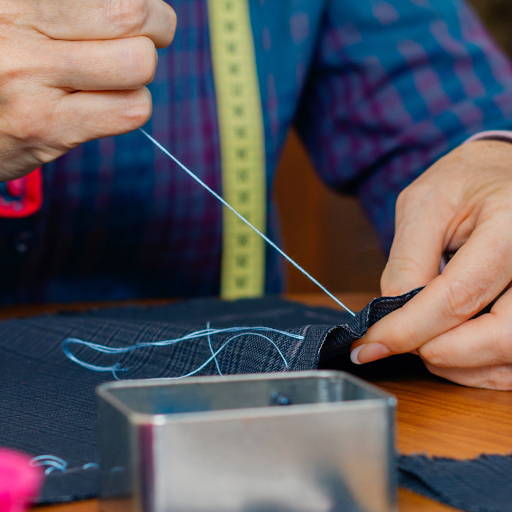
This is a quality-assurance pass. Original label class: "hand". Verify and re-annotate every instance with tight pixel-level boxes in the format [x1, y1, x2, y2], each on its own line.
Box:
[351, 140, 512, 390]
[0, 0, 176, 181]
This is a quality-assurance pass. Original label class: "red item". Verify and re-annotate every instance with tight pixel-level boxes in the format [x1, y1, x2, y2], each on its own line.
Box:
[0, 169, 43, 218]
[0, 450, 42, 512]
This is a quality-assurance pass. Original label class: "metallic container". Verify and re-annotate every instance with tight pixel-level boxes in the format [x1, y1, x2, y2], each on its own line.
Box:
[97, 371, 396, 512]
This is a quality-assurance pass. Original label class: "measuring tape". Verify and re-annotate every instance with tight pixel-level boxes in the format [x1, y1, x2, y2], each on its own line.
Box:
[208, 0, 266, 300]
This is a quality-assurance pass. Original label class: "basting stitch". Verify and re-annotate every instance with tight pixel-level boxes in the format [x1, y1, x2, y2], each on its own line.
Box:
[61, 326, 304, 380]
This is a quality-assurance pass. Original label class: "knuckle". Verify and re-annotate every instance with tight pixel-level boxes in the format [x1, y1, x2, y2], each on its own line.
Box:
[379, 272, 395, 296]
[484, 367, 512, 391]
[419, 344, 448, 367]
[380, 256, 423, 296]
[0, 44, 37, 85]
[4, 101, 51, 142]
[383, 322, 415, 354]
[380, 273, 402, 297]
[129, 38, 157, 85]
[105, 0, 149, 35]
[396, 183, 426, 210]
[443, 276, 485, 321]
[491, 320, 512, 364]
[171, 6, 178, 28]
[0, 58, 23, 84]
[395, 187, 412, 212]
[167, 6, 178, 44]
[383, 256, 423, 279]
[122, 88, 152, 129]
[424, 364, 443, 380]
[395, 181, 440, 218]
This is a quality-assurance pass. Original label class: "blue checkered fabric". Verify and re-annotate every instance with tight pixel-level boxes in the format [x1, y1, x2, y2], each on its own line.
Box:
[2, 0, 512, 303]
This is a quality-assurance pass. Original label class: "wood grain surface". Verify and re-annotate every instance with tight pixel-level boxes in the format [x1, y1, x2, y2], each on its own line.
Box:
[17, 292, 511, 512]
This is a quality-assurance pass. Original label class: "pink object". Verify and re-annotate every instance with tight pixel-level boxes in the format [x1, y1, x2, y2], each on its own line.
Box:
[466, 130, 512, 144]
[0, 450, 42, 512]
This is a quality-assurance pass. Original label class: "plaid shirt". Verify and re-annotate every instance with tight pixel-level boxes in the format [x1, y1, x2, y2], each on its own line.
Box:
[1, 0, 512, 304]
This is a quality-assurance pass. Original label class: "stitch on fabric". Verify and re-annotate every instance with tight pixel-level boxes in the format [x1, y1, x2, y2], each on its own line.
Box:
[206, 321, 223, 375]
[30, 455, 99, 476]
[62, 326, 304, 380]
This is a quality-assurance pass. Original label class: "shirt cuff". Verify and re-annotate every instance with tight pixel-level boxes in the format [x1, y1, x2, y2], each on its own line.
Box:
[466, 130, 512, 144]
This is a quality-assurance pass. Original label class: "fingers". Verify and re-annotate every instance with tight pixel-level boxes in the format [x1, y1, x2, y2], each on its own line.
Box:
[0, 88, 152, 177]
[418, 288, 512, 368]
[425, 363, 512, 391]
[53, 88, 152, 145]
[419, 314, 505, 368]
[33, 0, 177, 48]
[49, 37, 157, 91]
[380, 184, 452, 296]
[353, 216, 512, 363]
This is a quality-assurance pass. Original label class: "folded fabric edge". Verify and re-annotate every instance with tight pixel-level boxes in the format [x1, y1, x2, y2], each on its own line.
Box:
[318, 288, 422, 367]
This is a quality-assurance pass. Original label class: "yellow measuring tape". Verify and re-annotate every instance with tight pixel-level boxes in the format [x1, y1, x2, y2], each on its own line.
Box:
[208, 0, 266, 299]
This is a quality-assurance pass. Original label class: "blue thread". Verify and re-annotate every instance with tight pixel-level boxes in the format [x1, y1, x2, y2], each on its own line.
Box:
[139, 129, 355, 317]
[30, 456, 100, 475]
[174, 332, 290, 379]
[31, 455, 66, 464]
[82, 462, 99, 470]
[206, 321, 223, 376]
[62, 326, 302, 380]
[31, 455, 68, 475]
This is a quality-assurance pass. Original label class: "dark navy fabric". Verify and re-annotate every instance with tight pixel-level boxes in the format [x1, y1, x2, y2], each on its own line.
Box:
[1, 293, 511, 512]
[399, 454, 512, 512]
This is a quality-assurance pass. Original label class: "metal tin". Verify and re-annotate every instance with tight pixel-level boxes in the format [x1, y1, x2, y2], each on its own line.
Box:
[97, 371, 396, 512]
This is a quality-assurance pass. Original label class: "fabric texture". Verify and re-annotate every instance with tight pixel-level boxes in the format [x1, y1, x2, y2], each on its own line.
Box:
[1, 293, 512, 512]
[2, 0, 512, 304]
[398, 454, 512, 512]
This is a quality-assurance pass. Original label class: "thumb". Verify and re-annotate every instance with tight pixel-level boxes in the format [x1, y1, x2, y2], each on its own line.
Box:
[381, 186, 452, 296]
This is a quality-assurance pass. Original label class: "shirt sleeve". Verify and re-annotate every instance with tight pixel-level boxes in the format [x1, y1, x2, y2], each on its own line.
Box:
[466, 130, 512, 143]
[295, 0, 512, 250]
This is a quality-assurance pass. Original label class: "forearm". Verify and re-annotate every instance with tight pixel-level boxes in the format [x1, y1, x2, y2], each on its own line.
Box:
[295, 0, 512, 252]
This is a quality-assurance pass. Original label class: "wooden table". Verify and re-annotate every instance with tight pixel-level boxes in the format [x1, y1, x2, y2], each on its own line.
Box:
[4, 292, 508, 512]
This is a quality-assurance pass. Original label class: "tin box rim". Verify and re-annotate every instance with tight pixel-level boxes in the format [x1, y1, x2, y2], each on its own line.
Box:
[96, 370, 396, 425]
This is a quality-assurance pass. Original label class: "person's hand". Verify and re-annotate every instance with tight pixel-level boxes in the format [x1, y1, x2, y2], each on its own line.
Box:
[351, 140, 512, 390]
[0, 0, 176, 182]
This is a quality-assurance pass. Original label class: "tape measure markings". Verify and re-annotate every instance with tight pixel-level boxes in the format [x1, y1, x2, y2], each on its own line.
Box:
[208, 0, 267, 299]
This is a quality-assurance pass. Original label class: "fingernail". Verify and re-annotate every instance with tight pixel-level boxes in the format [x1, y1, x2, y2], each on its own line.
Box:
[350, 343, 391, 365]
